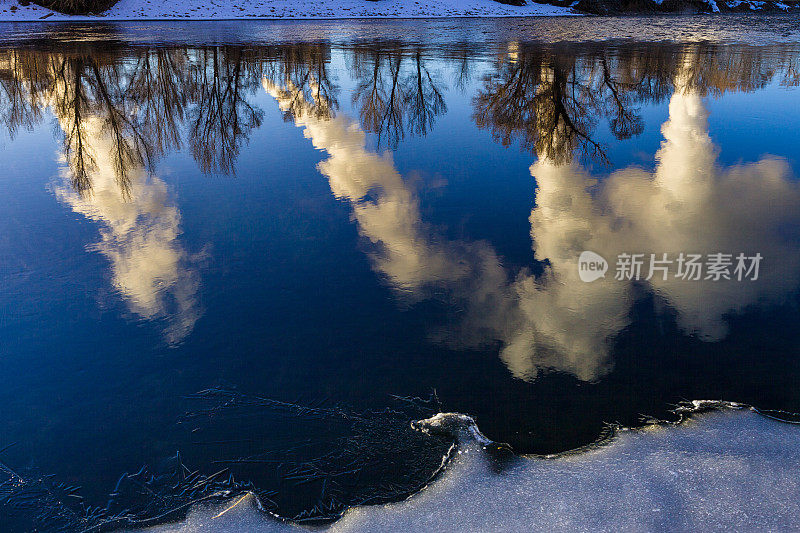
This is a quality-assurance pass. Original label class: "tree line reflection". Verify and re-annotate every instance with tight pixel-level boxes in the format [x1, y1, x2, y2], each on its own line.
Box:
[474, 42, 800, 164]
[1, 40, 798, 350]
[2, 41, 798, 194]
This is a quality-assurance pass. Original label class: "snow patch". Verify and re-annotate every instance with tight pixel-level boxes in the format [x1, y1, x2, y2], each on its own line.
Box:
[140, 406, 800, 532]
[411, 413, 493, 445]
[0, 0, 575, 21]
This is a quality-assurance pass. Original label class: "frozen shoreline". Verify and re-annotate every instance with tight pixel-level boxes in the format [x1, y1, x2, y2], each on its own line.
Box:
[0, 0, 576, 21]
[140, 405, 800, 532]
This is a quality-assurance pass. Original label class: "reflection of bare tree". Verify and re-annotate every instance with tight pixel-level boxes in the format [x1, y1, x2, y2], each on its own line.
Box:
[451, 44, 477, 92]
[597, 56, 644, 140]
[126, 49, 189, 157]
[406, 51, 446, 137]
[188, 47, 264, 175]
[1, 41, 799, 192]
[0, 48, 175, 195]
[475, 49, 614, 165]
[0, 45, 267, 191]
[780, 54, 800, 88]
[1, 48, 209, 344]
[351, 45, 402, 148]
[51, 56, 97, 194]
[91, 61, 156, 196]
[350, 44, 447, 149]
[0, 51, 45, 138]
[472, 43, 797, 164]
[261, 44, 338, 121]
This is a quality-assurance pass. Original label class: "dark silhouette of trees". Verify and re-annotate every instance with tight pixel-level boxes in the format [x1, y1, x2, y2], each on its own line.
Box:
[0, 44, 265, 191]
[0, 50, 45, 138]
[31, 0, 118, 15]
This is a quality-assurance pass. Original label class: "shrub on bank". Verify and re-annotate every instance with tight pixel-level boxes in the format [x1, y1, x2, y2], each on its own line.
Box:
[28, 0, 119, 14]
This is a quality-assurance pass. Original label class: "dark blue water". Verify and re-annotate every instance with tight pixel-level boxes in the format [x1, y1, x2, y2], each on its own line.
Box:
[1, 19, 800, 529]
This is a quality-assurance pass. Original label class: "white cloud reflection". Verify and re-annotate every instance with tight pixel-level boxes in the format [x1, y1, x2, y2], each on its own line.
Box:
[53, 115, 203, 345]
[267, 78, 800, 382]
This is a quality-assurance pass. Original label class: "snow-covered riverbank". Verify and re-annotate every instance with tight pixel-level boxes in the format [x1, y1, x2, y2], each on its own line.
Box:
[0, 0, 575, 21]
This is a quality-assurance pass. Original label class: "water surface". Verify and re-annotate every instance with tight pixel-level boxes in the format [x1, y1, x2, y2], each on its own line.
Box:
[1, 18, 800, 529]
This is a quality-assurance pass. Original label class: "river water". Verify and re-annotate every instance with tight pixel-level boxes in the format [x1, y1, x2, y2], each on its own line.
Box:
[1, 17, 800, 530]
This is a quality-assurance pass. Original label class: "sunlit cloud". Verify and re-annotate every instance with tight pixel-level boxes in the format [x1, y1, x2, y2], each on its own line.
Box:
[52, 114, 203, 344]
[507, 84, 800, 380]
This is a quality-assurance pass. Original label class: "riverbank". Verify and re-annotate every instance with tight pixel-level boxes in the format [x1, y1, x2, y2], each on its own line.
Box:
[3, 0, 799, 20]
[0, 0, 575, 21]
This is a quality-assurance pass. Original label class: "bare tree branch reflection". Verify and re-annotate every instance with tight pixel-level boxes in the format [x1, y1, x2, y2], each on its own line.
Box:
[474, 48, 612, 165]
[1, 41, 799, 193]
[472, 43, 797, 165]
[350, 44, 447, 149]
[189, 47, 264, 175]
[49, 54, 101, 194]
[406, 50, 446, 137]
[0, 50, 45, 138]
[126, 49, 189, 157]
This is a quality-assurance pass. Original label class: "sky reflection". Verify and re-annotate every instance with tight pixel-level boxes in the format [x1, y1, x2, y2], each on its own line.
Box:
[266, 63, 800, 381]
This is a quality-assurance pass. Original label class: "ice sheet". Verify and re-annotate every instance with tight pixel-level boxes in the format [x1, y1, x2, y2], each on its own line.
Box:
[140, 406, 800, 532]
